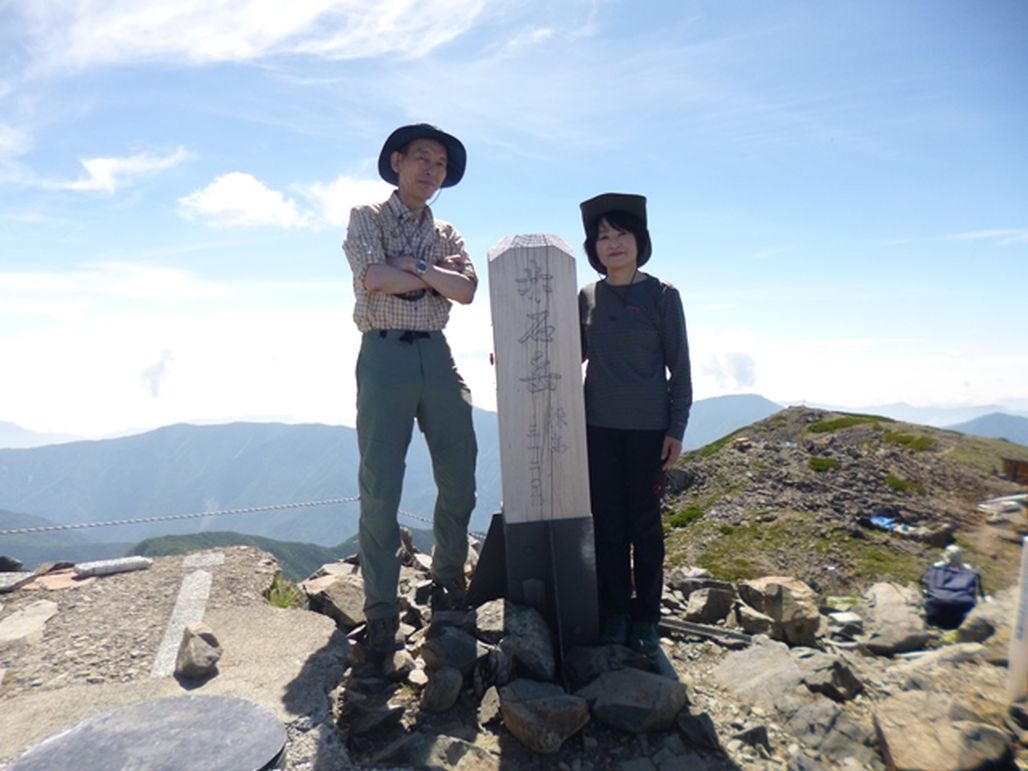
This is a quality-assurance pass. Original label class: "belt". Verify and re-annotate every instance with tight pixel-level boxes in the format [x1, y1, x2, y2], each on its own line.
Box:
[373, 329, 435, 344]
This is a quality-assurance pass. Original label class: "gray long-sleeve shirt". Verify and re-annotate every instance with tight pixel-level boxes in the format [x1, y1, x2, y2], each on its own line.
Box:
[578, 274, 693, 441]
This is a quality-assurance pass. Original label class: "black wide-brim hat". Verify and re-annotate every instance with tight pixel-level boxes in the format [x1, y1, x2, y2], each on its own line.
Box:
[378, 123, 466, 188]
[579, 192, 652, 271]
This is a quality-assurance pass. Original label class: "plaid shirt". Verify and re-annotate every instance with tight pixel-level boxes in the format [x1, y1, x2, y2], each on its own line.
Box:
[343, 191, 477, 332]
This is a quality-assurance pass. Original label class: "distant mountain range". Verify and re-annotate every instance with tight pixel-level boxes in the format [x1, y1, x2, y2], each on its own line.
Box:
[944, 413, 1028, 448]
[2, 394, 1025, 570]
[815, 401, 1028, 429]
[0, 421, 76, 449]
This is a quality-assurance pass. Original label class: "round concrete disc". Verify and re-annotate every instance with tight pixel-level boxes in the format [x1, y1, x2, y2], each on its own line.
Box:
[10, 694, 286, 771]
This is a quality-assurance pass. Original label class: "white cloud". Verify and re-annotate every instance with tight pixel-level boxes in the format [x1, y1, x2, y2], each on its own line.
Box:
[0, 123, 34, 160]
[179, 172, 395, 231]
[178, 172, 312, 229]
[0, 262, 229, 312]
[947, 229, 1028, 247]
[15, 0, 487, 71]
[702, 352, 756, 390]
[294, 0, 486, 60]
[141, 349, 175, 397]
[300, 175, 394, 229]
[885, 229, 1028, 247]
[57, 147, 188, 194]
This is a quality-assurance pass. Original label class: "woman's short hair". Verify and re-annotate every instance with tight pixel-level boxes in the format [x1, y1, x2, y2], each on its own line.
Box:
[583, 210, 652, 274]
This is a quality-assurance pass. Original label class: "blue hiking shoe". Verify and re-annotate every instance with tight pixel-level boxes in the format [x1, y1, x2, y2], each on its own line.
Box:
[599, 613, 630, 646]
[629, 622, 660, 656]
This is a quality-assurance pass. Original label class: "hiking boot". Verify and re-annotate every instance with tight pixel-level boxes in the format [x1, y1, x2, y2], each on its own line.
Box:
[429, 574, 467, 611]
[598, 613, 630, 646]
[365, 614, 402, 655]
[628, 621, 660, 656]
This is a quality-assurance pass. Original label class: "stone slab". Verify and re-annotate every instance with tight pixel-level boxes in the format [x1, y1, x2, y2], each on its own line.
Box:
[9, 694, 285, 771]
[25, 568, 96, 591]
[0, 599, 59, 645]
[0, 572, 35, 594]
[74, 556, 153, 577]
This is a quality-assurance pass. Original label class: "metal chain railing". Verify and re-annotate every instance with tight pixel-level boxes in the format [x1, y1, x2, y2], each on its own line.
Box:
[0, 497, 359, 536]
[0, 496, 488, 540]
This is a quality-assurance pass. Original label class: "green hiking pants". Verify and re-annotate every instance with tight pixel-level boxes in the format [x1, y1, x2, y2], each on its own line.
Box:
[355, 330, 477, 620]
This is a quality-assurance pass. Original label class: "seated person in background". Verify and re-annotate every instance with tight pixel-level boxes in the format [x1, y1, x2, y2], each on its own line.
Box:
[923, 544, 985, 629]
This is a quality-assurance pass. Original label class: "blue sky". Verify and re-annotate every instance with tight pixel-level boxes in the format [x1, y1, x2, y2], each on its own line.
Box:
[1, 0, 1026, 438]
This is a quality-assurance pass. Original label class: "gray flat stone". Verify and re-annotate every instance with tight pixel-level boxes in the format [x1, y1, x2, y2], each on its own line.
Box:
[0, 572, 34, 594]
[0, 600, 59, 644]
[9, 695, 285, 771]
[74, 557, 153, 577]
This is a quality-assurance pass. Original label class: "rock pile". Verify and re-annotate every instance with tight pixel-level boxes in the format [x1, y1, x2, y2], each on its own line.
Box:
[299, 533, 1026, 770]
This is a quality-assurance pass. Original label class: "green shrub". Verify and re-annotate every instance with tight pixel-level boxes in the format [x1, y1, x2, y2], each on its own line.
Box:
[264, 574, 305, 609]
[885, 474, 925, 495]
[697, 428, 748, 458]
[808, 455, 840, 472]
[668, 505, 704, 528]
[808, 413, 890, 433]
[884, 431, 935, 451]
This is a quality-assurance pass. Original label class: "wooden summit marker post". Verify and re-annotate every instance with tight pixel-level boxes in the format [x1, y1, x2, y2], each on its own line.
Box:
[482, 233, 598, 650]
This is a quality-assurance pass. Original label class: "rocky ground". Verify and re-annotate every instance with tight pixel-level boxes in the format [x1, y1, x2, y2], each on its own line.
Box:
[3, 406, 1028, 769]
[662, 406, 1028, 598]
[307, 544, 1027, 771]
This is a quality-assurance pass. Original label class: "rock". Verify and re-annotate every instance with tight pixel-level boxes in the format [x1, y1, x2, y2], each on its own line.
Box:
[370, 732, 499, 770]
[478, 685, 502, 726]
[418, 624, 488, 676]
[561, 644, 653, 692]
[576, 668, 688, 733]
[420, 666, 464, 712]
[300, 572, 366, 632]
[472, 646, 514, 696]
[0, 572, 35, 594]
[732, 601, 774, 636]
[786, 696, 879, 767]
[734, 723, 770, 752]
[73, 557, 153, 577]
[958, 587, 1015, 665]
[713, 636, 806, 711]
[684, 587, 736, 623]
[0, 556, 24, 572]
[857, 582, 931, 655]
[873, 690, 1014, 771]
[676, 709, 721, 750]
[499, 679, 590, 754]
[0, 599, 59, 645]
[174, 622, 222, 679]
[469, 600, 555, 681]
[826, 610, 864, 640]
[381, 648, 416, 682]
[792, 647, 862, 702]
[737, 576, 820, 646]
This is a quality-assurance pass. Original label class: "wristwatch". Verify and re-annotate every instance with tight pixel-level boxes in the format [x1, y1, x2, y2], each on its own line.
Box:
[415, 258, 428, 275]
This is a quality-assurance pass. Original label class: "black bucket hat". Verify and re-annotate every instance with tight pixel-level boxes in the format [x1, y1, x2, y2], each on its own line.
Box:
[378, 123, 467, 188]
[579, 192, 652, 272]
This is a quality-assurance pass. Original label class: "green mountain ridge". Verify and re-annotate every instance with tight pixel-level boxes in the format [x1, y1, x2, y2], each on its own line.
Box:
[128, 527, 437, 582]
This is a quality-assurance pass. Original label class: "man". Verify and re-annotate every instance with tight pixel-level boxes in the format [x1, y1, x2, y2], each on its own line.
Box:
[342, 123, 478, 655]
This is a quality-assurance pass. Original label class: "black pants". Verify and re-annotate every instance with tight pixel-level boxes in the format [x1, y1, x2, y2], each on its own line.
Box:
[587, 425, 666, 623]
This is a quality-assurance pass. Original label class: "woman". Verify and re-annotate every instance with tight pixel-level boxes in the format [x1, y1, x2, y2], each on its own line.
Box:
[578, 192, 693, 655]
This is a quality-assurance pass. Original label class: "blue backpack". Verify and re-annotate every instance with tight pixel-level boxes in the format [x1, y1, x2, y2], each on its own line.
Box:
[923, 564, 980, 629]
